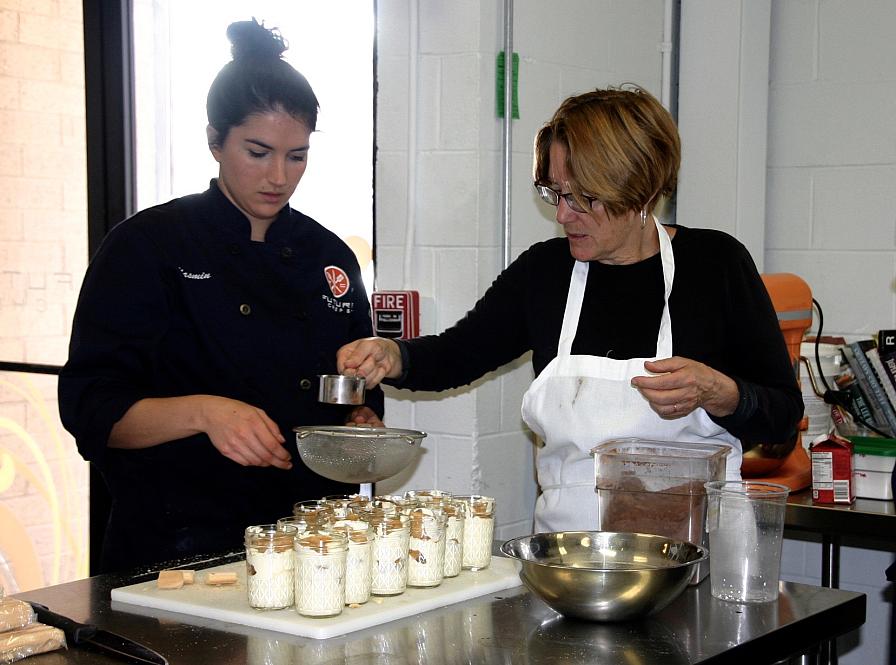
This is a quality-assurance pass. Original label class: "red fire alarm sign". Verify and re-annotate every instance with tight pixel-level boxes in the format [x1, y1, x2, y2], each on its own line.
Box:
[371, 291, 420, 339]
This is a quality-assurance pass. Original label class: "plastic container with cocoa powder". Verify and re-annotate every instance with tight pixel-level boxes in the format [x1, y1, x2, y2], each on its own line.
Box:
[590, 438, 729, 584]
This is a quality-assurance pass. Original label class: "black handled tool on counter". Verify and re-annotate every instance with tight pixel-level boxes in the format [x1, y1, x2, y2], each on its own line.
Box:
[28, 602, 168, 665]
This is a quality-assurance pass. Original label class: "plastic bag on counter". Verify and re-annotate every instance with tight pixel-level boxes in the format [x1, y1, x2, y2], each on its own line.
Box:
[0, 623, 66, 664]
[0, 600, 34, 634]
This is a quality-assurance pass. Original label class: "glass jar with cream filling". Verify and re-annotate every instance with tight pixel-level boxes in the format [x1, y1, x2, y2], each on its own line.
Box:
[293, 529, 347, 617]
[245, 524, 297, 610]
[457, 495, 495, 571]
[292, 500, 335, 529]
[364, 510, 410, 596]
[332, 519, 374, 605]
[406, 506, 447, 588]
[442, 500, 467, 577]
[323, 494, 371, 519]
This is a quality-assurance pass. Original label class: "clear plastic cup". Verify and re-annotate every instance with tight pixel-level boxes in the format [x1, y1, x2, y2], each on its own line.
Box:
[704, 480, 790, 603]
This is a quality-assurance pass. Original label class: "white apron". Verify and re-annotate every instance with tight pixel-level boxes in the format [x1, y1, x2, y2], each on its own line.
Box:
[521, 217, 742, 533]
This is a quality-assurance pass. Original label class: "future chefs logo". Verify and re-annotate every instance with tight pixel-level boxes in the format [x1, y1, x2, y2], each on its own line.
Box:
[324, 265, 349, 297]
[322, 265, 354, 314]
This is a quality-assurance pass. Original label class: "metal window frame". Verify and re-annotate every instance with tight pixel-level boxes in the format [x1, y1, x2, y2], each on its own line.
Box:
[84, 0, 136, 253]
[81, 0, 136, 574]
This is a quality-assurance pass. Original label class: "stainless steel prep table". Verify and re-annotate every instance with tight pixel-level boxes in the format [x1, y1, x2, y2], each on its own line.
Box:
[785, 490, 896, 588]
[784, 490, 894, 665]
[14, 551, 865, 665]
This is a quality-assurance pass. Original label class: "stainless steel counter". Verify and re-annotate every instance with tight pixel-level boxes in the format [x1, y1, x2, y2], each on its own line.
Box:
[15, 551, 866, 665]
[786, 490, 896, 545]
[785, 489, 896, 587]
[784, 489, 894, 665]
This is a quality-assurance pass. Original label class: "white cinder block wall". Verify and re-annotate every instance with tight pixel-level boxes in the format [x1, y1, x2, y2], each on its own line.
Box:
[765, 0, 896, 337]
[373, 0, 667, 541]
[679, 1, 894, 663]
[765, 2, 896, 663]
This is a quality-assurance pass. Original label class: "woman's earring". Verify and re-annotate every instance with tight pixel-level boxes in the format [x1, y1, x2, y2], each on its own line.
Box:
[640, 208, 647, 229]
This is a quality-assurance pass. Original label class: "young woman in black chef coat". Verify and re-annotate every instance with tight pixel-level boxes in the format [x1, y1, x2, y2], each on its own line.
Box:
[58, 19, 383, 572]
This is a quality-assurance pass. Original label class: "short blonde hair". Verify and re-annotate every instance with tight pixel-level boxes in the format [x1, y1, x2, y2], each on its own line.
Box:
[534, 84, 680, 218]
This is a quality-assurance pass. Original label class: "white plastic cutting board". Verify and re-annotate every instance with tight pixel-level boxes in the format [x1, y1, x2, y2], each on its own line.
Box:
[111, 557, 522, 640]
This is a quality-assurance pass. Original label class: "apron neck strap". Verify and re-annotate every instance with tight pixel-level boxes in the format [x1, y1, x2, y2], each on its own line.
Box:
[557, 216, 675, 358]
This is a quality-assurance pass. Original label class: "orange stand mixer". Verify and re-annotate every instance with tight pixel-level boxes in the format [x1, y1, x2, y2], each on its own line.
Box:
[739, 273, 814, 490]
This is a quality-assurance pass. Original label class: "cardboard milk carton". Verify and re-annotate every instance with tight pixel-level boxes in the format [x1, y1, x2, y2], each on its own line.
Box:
[809, 433, 855, 504]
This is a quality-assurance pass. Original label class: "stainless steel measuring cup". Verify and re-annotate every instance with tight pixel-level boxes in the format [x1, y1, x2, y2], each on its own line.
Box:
[318, 374, 366, 405]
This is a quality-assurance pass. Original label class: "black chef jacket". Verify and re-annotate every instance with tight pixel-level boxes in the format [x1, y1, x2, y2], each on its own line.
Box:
[59, 180, 383, 572]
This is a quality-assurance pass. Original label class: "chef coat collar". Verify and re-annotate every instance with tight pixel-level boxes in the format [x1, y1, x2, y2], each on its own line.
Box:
[206, 178, 295, 243]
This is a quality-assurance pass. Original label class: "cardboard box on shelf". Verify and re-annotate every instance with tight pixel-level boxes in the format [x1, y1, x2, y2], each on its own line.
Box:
[809, 433, 855, 505]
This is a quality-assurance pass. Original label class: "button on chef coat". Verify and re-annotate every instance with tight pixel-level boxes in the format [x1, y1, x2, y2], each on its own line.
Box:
[59, 180, 383, 572]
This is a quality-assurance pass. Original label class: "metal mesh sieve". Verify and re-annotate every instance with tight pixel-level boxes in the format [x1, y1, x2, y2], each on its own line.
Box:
[293, 426, 426, 483]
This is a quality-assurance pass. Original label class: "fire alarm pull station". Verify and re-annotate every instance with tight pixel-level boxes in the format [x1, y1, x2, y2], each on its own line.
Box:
[371, 291, 420, 339]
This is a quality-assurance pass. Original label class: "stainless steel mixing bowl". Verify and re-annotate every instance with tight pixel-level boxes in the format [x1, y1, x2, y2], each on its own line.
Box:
[294, 426, 426, 483]
[500, 531, 707, 622]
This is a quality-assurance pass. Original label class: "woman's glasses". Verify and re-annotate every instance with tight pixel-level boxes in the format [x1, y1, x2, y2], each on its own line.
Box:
[534, 183, 600, 213]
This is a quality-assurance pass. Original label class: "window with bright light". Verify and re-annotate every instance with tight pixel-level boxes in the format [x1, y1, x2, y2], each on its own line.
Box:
[131, 1, 375, 287]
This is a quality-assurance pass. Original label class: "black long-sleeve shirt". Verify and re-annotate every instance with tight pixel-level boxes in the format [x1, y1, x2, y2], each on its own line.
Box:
[59, 181, 382, 571]
[396, 225, 803, 447]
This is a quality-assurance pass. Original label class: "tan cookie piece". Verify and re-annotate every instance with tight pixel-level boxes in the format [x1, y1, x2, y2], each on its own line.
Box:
[157, 570, 185, 590]
[205, 572, 238, 586]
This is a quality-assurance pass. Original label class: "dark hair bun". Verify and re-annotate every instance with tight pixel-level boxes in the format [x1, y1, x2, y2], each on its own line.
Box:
[227, 18, 287, 62]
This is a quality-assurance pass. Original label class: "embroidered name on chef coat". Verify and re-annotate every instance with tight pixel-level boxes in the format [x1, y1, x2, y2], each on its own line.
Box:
[179, 267, 211, 280]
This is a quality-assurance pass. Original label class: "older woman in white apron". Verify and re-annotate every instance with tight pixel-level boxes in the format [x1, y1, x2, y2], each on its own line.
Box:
[337, 85, 803, 533]
[520, 214, 741, 531]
